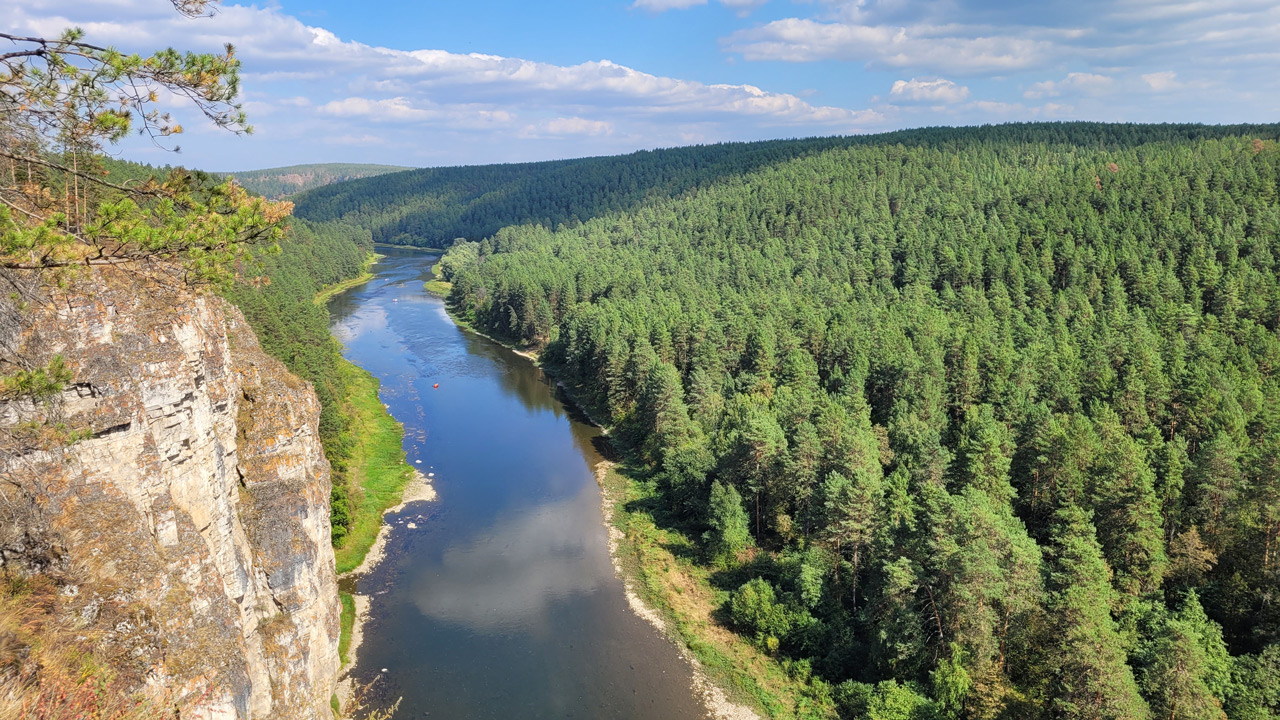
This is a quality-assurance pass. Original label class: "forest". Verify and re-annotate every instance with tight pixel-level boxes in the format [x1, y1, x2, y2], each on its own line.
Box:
[294, 122, 1280, 249]
[404, 125, 1280, 719]
[223, 162, 411, 199]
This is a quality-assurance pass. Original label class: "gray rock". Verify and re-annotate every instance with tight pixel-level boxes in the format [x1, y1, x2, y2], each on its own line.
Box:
[0, 266, 341, 719]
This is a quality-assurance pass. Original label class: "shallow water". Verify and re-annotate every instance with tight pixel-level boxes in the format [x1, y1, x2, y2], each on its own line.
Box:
[329, 247, 707, 719]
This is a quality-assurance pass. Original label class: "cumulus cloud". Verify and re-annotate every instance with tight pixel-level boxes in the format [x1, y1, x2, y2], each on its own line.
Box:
[321, 134, 385, 147]
[9, 0, 1279, 167]
[890, 78, 970, 103]
[3, 0, 876, 167]
[18, 3, 864, 126]
[722, 0, 1280, 81]
[967, 100, 1029, 116]
[317, 97, 517, 127]
[954, 99, 1073, 120]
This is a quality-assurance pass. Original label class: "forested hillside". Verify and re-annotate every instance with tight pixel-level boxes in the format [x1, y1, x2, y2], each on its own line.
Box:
[294, 123, 1280, 247]
[437, 127, 1280, 719]
[102, 158, 408, 199]
[224, 162, 410, 199]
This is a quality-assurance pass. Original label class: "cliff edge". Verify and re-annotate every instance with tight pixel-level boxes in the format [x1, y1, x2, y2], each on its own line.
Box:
[0, 267, 340, 719]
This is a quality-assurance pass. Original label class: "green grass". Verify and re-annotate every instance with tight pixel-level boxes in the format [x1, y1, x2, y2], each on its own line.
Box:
[603, 465, 838, 720]
[332, 359, 417, 575]
[314, 252, 380, 304]
[422, 258, 452, 297]
[338, 592, 356, 666]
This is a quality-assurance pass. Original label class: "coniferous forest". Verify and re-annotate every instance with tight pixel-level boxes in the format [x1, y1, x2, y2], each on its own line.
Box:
[308, 124, 1280, 719]
[4, 0, 1275, 712]
[29, 0, 1280, 714]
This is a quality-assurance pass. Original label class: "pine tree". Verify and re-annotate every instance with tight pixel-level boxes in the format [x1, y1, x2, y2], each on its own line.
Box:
[1139, 593, 1229, 720]
[1091, 409, 1168, 597]
[822, 469, 883, 608]
[1046, 505, 1151, 720]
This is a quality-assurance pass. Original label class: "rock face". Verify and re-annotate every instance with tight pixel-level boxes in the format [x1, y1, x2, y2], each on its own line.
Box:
[0, 267, 340, 719]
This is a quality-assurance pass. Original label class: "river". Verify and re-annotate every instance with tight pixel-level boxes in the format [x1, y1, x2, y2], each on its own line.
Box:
[328, 247, 709, 719]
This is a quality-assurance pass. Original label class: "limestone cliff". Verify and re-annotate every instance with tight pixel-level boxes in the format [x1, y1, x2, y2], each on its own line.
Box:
[0, 267, 341, 719]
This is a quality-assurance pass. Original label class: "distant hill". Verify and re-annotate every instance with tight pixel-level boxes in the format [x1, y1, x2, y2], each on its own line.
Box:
[292, 122, 1280, 247]
[223, 163, 412, 199]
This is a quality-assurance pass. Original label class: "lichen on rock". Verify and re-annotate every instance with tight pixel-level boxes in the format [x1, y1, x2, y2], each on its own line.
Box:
[0, 266, 341, 719]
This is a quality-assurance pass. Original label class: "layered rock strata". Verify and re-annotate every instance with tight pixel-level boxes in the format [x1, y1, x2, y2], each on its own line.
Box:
[0, 267, 340, 719]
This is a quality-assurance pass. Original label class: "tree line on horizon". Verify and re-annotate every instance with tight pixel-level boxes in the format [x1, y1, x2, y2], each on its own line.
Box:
[292, 122, 1280, 250]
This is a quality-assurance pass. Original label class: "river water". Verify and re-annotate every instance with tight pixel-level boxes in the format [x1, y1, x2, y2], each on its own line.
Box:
[328, 247, 708, 719]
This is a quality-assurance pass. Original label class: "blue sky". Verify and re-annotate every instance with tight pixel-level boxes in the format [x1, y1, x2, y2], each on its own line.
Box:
[7, 0, 1280, 171]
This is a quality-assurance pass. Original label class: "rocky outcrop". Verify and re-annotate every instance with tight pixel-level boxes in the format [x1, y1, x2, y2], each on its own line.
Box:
[0, 267, 340, 719]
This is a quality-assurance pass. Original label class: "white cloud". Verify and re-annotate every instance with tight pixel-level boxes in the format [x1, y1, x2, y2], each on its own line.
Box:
[1142, 71, 1180, 91]
[967, 100, 1031, 116]
[2, 0, 878, 168]
[957, 99, 1072, 119]
[520, 117, 615, 139]
[9, 0, 1279, 168]
[724, 18, 1054, 72]
[1023, 72, 1114, 98]
[546, 117, 614, 135]
[890, 78, 970, 103]
[721, 0, 1280, 86]
[321, 134, 385, 146]
[319, 97, 433, 122]
[319, 97, 518, 128]
[720, 0, 769, 13]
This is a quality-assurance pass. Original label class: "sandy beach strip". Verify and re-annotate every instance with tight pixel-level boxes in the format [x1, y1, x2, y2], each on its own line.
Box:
[594, 461, 760, 720]
[336, 468, 436, 713]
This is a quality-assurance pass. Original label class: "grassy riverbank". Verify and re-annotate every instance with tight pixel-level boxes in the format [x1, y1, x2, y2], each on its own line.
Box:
[602, 465, 838, 720]
[424, 260, 451, 298]
[331, 359, 418, 680]
[338, 592, 356, 665]
[333, 359, 418, 575]
[314, 252, 380, 304]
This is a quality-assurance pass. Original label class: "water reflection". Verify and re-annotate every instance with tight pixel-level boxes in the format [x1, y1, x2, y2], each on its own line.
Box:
[328, 251, 707, 720]
[411, 484, 608, 633]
